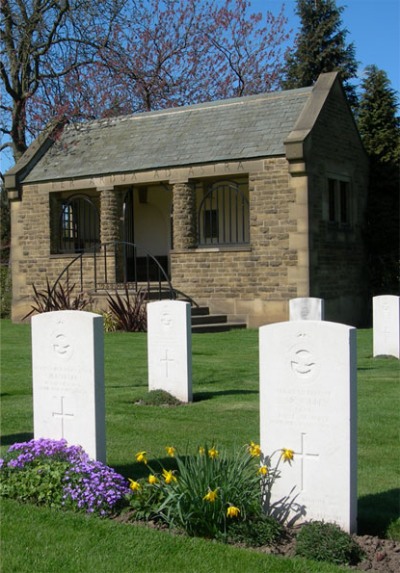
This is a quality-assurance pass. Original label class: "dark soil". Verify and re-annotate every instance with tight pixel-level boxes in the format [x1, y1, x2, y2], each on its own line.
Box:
[114, 512, 400, 572]
[257, 528, 400, 573]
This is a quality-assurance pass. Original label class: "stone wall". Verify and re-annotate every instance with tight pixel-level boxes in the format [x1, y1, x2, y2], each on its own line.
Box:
[170, 157, 305, 327]
[306, 84, 369, 326]
[10, 184, 100, 321]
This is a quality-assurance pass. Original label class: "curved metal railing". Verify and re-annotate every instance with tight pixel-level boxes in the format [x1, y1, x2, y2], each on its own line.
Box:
[51, 242, 176, 300]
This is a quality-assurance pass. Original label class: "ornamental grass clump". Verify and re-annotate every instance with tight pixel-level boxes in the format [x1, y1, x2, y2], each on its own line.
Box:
[127, 442, 293, 540]
[0, 439, 129, 517]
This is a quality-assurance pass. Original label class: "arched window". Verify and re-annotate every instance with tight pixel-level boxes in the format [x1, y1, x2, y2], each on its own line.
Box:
[58, 195, 100, 253]
[198, 181, 249, 246]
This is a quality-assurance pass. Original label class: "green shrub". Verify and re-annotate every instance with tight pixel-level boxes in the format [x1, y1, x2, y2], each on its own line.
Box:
[387, 518, 400, 540]
[1, 458, 70, 507]
[295, 521, 364, 566]
[226, 513, 283, 546]
[137, 390, 182, 406]
[0, 264, 11, 318]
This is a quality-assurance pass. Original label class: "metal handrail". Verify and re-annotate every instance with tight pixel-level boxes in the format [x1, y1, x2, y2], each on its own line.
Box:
[50, 252, 84, 297]
[51, 242, 176, 301]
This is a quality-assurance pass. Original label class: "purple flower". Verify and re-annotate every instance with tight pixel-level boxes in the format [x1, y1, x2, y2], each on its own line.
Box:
[2, 439, 129, 517]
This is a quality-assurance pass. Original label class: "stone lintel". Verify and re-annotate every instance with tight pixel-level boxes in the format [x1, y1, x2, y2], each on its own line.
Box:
[288, 161, 307, 176]
[7, 189, 22, 202]
[20, 159, 265, 193]
[4, 173, 18, 192]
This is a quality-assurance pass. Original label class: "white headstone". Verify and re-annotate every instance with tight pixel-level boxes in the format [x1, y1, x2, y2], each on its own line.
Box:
[373, 295, 400, 358]
[260, 320, 357, 533]
[289, 297, 325, 321]
[147, 300, 192, 403]
[32, 311, 106, 462]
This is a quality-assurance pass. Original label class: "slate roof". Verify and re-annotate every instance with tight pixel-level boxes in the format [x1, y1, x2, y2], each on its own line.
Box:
[23, 86, 313, 183]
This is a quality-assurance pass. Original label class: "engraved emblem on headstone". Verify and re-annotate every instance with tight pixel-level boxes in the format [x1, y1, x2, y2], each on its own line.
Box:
[290, 346, 317, 380]
[161, 312, 172, 329]
[52, 332, 73, 360]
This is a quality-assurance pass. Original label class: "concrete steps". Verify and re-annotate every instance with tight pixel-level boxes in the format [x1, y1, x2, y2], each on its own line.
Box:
[191, 306, 246, 334]
[92, 288, 247, 333]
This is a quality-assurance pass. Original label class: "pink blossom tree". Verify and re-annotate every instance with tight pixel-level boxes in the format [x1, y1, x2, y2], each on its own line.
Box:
[1, 0, 289, 170]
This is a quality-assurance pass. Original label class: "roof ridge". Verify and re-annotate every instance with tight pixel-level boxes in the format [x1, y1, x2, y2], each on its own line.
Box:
[67, 86, 313, 131]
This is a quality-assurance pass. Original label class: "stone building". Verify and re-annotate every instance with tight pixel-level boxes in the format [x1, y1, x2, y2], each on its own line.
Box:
[5, 72, 369, 327]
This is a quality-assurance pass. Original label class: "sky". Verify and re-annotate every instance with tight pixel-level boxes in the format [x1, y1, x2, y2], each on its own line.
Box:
[1, 0, 399, 174]
[253, 0, 400, 94]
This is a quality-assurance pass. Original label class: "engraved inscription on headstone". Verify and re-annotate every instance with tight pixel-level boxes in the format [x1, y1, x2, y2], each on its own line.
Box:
[260, 320, 357, 532]
[147, 300, 192, 402]
[32, 311, 106, 462]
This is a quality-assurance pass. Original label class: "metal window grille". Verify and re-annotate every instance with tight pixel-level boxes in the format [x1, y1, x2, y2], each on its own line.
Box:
[59, 195, 100, 253]
[198, 181, 249, 245]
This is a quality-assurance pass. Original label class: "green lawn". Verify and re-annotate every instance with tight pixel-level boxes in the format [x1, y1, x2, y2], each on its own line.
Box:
[0, 320, 399, 572]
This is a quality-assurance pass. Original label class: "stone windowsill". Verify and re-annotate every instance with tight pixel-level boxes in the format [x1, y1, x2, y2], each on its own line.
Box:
[172, 245, 252, 254]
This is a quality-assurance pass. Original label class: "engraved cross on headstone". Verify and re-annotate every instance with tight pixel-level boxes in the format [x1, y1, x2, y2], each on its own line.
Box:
[382, 303, 392, 343]
[295, 433, 319, 491]
[160, 349, 174, 378]
[52, 396, 74, 438]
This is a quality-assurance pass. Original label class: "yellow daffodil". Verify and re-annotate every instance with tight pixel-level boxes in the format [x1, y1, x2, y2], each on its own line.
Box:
[226, 505, 240, 518]
[135, 450, 147, 464]
[128, 478, 141, 492]
[162, 469, 177, 484]
[148, 474, 158, 485]
[281, 448, 294, 463]
[248, 441, 261, 457]
[258, 464, 268, 476]
[165, 446, 176, 457]
[203, 488, 218, 503]
[198, 446, 205, 455]
[208, 446, 219, 459]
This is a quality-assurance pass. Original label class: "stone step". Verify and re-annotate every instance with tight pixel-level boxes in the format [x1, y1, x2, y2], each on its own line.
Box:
[191, 306, 210, 316]
[92, 288, 247, 332]
[192, 321, 247, 334]
[190, 305, 246, 333]
[191, 314, 228, 326]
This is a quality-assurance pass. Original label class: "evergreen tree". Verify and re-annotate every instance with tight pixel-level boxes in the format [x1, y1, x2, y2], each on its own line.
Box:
[358, 65, 400, 295]
[358, 65, 400, 164]
[281, 0, 358, 107]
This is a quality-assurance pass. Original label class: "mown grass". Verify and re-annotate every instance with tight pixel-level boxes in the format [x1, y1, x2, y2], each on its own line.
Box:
[0, 320, 399, 572]
[1, 498, 348, 573]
